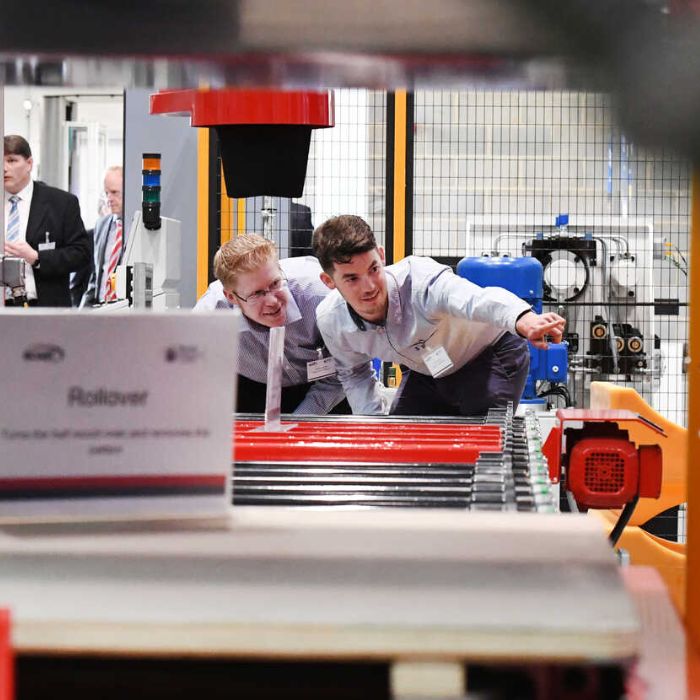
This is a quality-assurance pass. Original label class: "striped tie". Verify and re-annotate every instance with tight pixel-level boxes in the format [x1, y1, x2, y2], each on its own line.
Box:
[104, 218, 123, 302]
[6, 195, 20, 243]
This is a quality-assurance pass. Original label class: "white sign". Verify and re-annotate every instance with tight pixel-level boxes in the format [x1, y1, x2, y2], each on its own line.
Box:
[264, 325, 285, 431]
[0, 310, 239, 522]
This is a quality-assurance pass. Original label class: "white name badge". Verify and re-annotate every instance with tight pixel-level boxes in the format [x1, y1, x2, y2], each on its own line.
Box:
[0, 310, 239, 523]
[421, 345, 454, 378]
[38, 232, 55, 251]
[307, 356, 337, 381]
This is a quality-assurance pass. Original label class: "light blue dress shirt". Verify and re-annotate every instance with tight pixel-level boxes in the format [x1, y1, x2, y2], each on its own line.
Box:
[194, 256, 346, 415]
[315, 256, 532, 415]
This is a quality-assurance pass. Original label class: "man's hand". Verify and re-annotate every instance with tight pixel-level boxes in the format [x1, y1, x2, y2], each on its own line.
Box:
[515, 311, 566, 349]
[4, 241, 38, 266]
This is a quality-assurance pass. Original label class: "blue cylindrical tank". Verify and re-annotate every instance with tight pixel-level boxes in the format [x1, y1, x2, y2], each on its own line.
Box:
[457, 253, 568, 403]
[457, 254, 543, 309]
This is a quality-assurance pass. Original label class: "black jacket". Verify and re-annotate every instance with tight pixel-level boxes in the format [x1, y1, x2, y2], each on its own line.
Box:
[27, 181, 91, 307]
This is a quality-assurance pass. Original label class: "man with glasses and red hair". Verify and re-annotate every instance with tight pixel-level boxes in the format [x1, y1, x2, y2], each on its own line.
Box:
[195, 233, 349, 415]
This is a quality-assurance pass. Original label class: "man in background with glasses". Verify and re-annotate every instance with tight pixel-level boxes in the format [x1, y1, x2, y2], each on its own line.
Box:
[195, 233, 349, 415]
[77, 166, 123, 307]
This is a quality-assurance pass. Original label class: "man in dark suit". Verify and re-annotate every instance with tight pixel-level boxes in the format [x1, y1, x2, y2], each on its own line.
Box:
[69, 232, 93, 306]
[3, 134, 91, 307]
[80, 166, 123, 307]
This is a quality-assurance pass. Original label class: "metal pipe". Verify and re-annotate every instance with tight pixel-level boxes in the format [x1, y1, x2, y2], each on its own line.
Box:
[594, 236, 619, 372]
[568, 367, 601, 375]
[610, 235, 630, 255]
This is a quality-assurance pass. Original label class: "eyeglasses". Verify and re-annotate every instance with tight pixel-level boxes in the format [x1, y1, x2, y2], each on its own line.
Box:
[233, 275, 288, 304]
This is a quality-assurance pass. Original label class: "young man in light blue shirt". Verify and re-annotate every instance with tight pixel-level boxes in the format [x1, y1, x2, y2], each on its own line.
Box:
[313, 215, 566, 416]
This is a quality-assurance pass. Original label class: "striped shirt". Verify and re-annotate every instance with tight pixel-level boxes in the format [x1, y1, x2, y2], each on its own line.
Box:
[194, 256, 346, 415]
[4, 181, 37, 300]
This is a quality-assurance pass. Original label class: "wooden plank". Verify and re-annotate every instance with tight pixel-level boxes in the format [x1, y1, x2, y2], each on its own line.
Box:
[0, 508, 639, 662]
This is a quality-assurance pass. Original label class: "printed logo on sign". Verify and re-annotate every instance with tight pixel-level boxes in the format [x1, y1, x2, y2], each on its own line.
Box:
[165, 345, 203, 363]
[22, 343, 65, 363]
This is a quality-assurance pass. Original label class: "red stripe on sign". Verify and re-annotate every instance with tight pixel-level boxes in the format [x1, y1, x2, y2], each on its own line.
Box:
[0, 475, 227, 491]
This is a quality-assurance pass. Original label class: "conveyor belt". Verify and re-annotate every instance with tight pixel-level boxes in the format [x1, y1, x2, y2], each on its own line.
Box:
[232, 409, 556, 512]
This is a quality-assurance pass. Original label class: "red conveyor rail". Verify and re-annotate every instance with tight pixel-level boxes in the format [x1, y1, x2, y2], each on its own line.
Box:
[233, 420, 502, 464]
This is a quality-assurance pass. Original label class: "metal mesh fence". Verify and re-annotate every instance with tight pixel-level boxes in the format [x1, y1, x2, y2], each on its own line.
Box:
[413, 90, 690, 429]
[219, 89, 387, 257]
[214, 87, 690, 434]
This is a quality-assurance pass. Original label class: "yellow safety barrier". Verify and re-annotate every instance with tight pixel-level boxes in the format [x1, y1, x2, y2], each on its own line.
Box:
[588, 381, 687, 615]
[590, 381, 686, 525]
